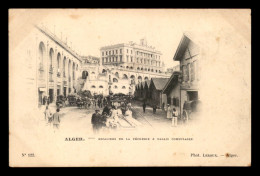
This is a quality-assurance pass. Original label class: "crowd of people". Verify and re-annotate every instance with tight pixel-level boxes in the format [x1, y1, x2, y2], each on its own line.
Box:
[91, 102, 141, 134]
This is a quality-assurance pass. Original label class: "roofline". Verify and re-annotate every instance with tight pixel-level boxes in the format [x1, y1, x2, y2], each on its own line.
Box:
[35, 25, 82, 63]
[162, 71, 181, 93]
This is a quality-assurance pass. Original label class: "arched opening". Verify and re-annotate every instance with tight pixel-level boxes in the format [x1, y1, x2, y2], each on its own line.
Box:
[114, 85, 118, 89]
[122, 86, 126, 89]
[49, 48, 54, 82]
[123, 74, 128, 79]
[141, 68, 143, 70]
[63, 57, 66, 77]
[102, 69, 107, 73]
[82, 71, 88, 79]
[38, 42, 46, 79]
[144, 77, 148, 81]
[72, 63, 75, 80]
[91, 85, 96, 88]
[113, 78, 118, 82]
[38, 42, 46, 106]
[99, 85, 103, 88]
[115, 72, 119, 78]
[126, 66, 129, 69]
[130, 75, 135, 84]
[57, 53, 61, 77]
[68, 60, 71, 82]
[137, 67, 140, 70]
[138, 76, 142, 82]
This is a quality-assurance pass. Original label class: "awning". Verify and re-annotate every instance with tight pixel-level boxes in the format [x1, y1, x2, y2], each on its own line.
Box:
[39, 88, 46, 92]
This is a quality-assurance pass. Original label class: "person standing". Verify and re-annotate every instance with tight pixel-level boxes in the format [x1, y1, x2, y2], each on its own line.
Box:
[52, 108, 61, 129]
[172, 108, 178, 127]
[167, 104, 172, 119]
[153, 104, 157, 114]
[44, 106, 52, 124]
[162, 102, 165, 111]
[143, 102, 146, 113]
[91, 109, 101, 134]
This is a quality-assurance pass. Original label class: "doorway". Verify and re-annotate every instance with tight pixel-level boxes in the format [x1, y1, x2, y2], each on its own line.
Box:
[187, 91, 198, 101]
[49, 89, 54, 103]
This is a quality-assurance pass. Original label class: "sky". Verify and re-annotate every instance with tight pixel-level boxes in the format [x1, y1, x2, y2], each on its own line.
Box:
[36, 9, 188, 68]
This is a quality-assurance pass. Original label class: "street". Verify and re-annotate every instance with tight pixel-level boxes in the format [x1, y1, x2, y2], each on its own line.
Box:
[37, 100, 190, 137]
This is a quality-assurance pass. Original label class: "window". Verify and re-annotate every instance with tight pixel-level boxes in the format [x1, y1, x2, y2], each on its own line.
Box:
[120, 49, 122, 54]
[187, 63, 190, 81]
[120, 56, 122, 62]
[131, 57, 133, 62]
[106, 51, 108, 55]
[191, 62, 195, 81]
[112, 50, 114, 55]
[99, 86, 103, 88]
[114, 85, 118, 89]
[91, 85, 96, 88]
[109, 51, 111, 55]
[102, 52, 104, 56]
[113, 78, 118, 82]
[92, 72, 95, 74]
[122, 86, 126, 89]
[116, 50, 118, 54]
[127, 56, 129, 62]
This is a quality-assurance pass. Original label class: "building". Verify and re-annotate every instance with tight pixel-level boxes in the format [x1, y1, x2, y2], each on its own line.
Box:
[162, 33, 200, 115]
[162, 71, 181, 108]
[98, 38, 171, 96]
[19, 24, 82, 109]
[148, 78, 169, 108]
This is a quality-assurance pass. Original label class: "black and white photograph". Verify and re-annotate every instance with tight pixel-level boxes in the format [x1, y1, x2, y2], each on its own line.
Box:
[9, 9, 251, 167]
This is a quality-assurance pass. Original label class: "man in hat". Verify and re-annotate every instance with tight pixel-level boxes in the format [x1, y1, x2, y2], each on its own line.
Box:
[91, 109, 102, 134]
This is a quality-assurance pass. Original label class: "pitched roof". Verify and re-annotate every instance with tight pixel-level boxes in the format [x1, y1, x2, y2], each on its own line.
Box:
[151, 78, 170, 91]
[162, 71, 181, 94]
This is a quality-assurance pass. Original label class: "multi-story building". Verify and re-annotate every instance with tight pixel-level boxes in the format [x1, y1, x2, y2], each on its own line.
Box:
[97, 39, 171, 95]
[14, 24, 83, 109]
[100, 38, 165, 74]
[162, 33, 201, 116]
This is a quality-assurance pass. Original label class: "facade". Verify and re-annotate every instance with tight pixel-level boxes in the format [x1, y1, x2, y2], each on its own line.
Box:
[98, 38, 171, 96]
[100, 38, 165, 73]
[162, 33, 200, 115]
[162, 72, 181, 110]
[148, 78, 169, 108]
[21, 24, 82, 109]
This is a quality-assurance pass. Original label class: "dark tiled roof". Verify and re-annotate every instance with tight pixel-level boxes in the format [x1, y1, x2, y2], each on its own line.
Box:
[151, 78, 170, 90]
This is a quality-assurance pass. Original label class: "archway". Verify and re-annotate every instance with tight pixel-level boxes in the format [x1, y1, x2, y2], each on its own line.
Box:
[123, 74, 128, 79]
[38, 42, 46, 106]
[138, 76, 142, 83]
[82, 71, 88, 79]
